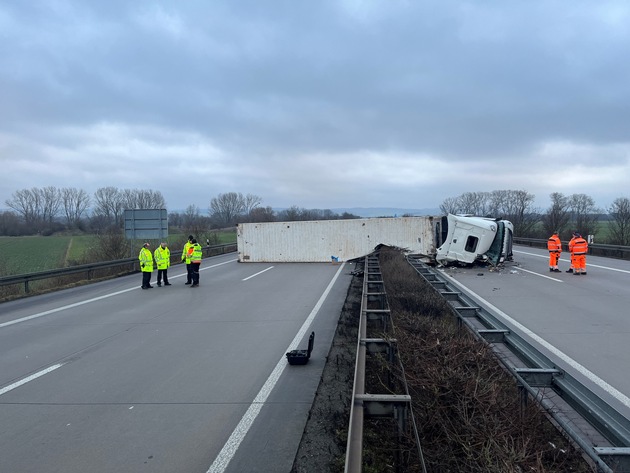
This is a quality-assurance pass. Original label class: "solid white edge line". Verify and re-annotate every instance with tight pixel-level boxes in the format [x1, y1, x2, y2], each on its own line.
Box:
[0, 259, 238, 329]
[444, 272, 630, 410]
[206, 262, 346, 473]
[0, 363, 64, 396]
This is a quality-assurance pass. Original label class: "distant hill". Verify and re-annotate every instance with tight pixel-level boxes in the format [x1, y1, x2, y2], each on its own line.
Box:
[331, 208, 441, 218]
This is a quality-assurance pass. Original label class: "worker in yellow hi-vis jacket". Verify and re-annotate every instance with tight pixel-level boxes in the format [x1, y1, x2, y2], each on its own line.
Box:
[154, 242, 171, 286]
[139, 242, 154, 289]
[182, 235, 194, 285]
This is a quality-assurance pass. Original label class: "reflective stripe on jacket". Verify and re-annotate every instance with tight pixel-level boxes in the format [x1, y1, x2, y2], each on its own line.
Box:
[154, 246, 170, 270]
[571, 237, 588, 255]
[547, 235, 561, 252]
[189, 243, 202, 263]
[139, 248, 154, 272]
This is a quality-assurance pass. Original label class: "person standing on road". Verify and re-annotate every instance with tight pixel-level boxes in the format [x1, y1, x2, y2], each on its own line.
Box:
[187, 238, 203, 287]
[547, 230, 562, 272]
[569, 232, 589, 275]
[566, 232, 577, 273]
[154, 242, 171, 286]
[139, 242, 154, 289]
[182, 235, 194, 285]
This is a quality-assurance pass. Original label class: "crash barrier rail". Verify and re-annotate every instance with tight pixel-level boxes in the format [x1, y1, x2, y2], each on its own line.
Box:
[0, 243, 237, 294]
[345, 254, 427, 473]
[514, 237, 630, 260]
[406, 254, 630, 473]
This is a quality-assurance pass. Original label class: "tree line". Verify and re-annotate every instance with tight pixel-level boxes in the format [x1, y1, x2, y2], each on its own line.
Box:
[439, 189, 630, 245]
[4, 186, 630, 246]
[1, 187, 360, 237]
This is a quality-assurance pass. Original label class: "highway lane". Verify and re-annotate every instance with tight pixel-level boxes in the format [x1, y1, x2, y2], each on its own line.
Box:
[0, 254, 353, 473]
[440, 244, 630, 421]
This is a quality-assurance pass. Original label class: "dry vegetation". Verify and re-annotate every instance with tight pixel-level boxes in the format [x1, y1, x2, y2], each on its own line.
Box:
[292, 246, 593, 472]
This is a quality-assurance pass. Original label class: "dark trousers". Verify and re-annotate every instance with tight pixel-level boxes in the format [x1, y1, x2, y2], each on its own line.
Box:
[186, 264, 193, 283]
[191, 262, 200, 285]
[157, 269, 169, 284]
[142, 271, 152, 288]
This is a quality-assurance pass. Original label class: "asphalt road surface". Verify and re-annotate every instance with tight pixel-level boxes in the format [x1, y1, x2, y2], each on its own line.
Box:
[441, 245, 630, 422]
[3, 246, 630, 472]
[0, 254, 352, 473]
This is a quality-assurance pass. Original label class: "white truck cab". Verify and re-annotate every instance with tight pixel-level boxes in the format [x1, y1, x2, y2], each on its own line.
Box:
[436, 214, 513, 266]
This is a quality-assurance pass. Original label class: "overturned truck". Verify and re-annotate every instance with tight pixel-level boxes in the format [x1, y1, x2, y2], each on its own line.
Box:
[237, 214, 513, 265]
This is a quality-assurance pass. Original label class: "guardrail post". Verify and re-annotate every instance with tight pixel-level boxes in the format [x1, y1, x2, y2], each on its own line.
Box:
[518, 384, 528, 419]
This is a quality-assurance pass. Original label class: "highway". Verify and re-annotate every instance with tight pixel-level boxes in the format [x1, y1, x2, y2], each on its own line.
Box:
[2, 246, 630, 472]
[441, 246, 630, 422]
[0, 254, 353, 473]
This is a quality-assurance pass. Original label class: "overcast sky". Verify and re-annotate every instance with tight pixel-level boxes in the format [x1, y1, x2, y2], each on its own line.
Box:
[1, 1, 629, 213]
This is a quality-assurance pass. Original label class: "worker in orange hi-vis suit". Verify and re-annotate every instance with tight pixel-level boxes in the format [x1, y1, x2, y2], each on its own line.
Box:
[566, 233, 577, 273]
[569, 232, 589, 275]
[547, 231, 562, 272]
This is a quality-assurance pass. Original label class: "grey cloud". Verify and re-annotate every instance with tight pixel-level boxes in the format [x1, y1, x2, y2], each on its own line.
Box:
[1, 1, 630, 211]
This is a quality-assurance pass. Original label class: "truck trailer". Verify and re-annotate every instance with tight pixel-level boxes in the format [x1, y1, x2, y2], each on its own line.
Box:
[237, 214, 513, 265]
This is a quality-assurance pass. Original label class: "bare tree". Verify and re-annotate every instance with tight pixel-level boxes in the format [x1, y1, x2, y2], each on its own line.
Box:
[61, 187, 91, 227]
[0, 211, 23, 236]
[569, 193, 600, 239]
[209, 192, 246, 227]
[183, 205, 201, 228]
[439, 197, 460, 215]
[458, 192, 491, 215]
[120, 189, 166, 210]
[93, 187, 166, 230]
[248, 206, 276, 222]
[120, 188, 137, 210]
[490, 190, 538, 237]
[5, 188, 42, 227]
[93, 187, 124, 227]
[441, 192, 493, 216]
[542, 193, 571, 238]
[299, 208, 319, 221]
[242, 193, 262, 215]
[277, 206, 302, 222]
[168, 211, 183, 229]
[148, 190, 166, 209]
[182, 204, 211, 236]
[608, 197, 630, 245]
[133, 189, 166, 209]
[40, 186, 61, 224]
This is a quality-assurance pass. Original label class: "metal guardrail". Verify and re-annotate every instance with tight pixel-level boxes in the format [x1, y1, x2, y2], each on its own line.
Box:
[0, 243, 237, 293]
[515, 237, 630, 260]
[406, 255, 630, 473]
[345, 254, 426, 473]
[344, 256, 373, 473]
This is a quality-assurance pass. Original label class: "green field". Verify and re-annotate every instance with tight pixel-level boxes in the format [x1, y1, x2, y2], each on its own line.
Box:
[0, 236, 70, 275]
[0, 230, 237, 277]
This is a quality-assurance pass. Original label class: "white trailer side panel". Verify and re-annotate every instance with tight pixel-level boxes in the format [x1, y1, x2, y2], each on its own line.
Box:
[237, 217, 440, 262]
